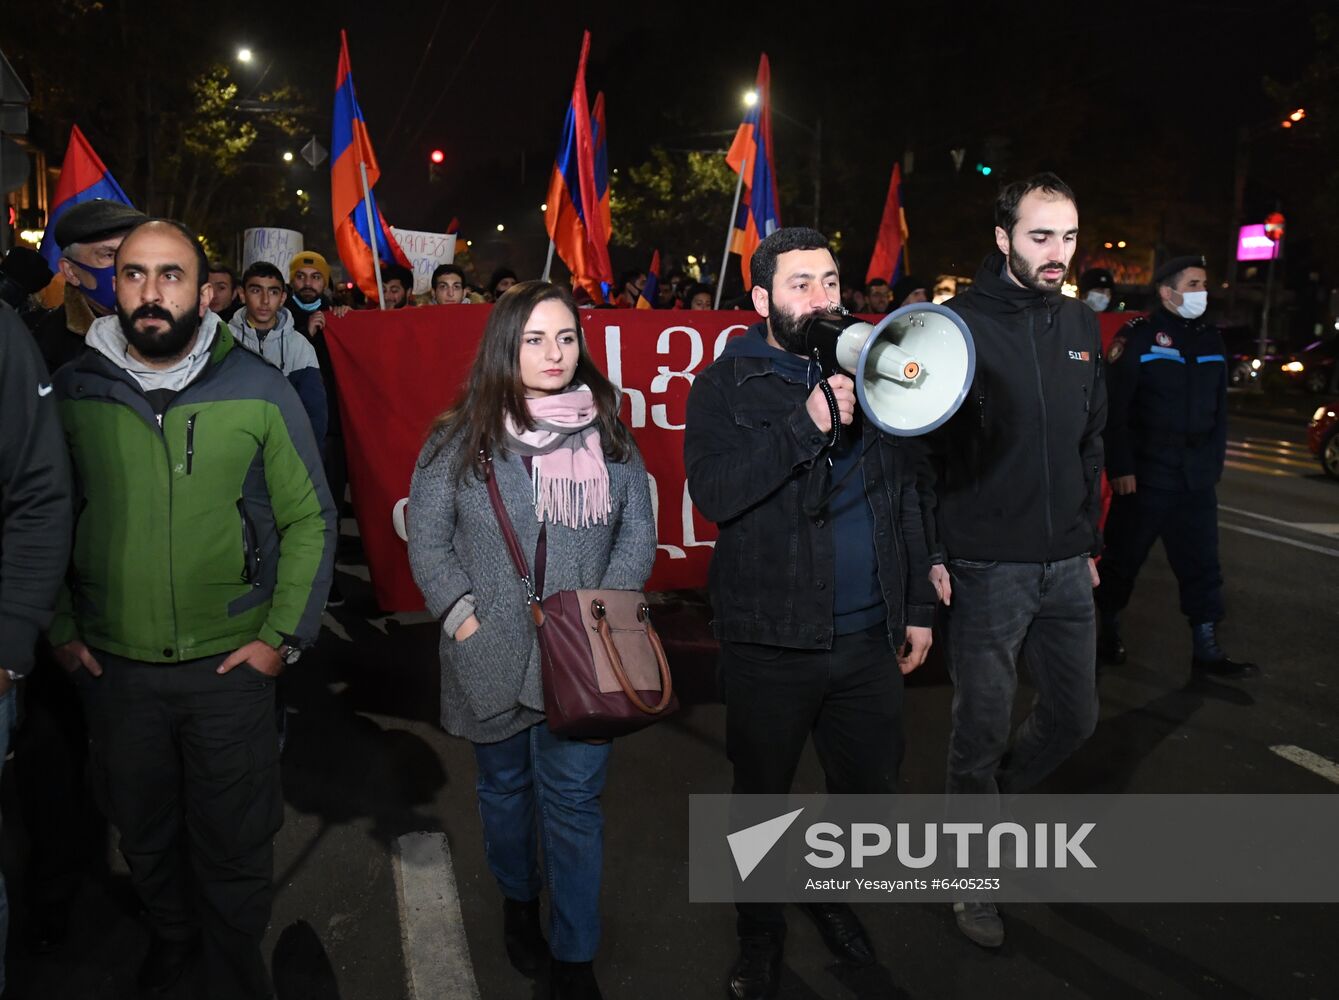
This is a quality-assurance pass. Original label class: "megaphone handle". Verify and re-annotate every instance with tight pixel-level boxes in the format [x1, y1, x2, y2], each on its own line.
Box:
[816, 378, 842, 450]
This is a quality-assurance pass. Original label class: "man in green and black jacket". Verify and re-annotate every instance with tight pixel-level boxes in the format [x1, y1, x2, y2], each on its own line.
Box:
[49, 219, 335, 999]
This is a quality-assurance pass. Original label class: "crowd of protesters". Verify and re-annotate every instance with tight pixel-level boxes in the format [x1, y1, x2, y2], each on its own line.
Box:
[0, 168, 1253, 1000]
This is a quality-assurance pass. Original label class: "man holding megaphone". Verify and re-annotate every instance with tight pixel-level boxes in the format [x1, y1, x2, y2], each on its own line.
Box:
[685, 228, 938, 1000]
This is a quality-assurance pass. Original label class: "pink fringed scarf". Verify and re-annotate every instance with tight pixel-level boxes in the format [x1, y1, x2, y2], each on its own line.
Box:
[504, 386, 611, 528]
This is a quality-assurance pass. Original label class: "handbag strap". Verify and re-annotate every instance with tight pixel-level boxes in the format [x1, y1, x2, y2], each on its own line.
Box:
[593, 610, 675, 714]
[483, 451, 537, 604]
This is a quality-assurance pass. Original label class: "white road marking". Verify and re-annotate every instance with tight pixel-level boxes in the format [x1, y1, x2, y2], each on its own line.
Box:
[1225, 448, 1317, 472]
[394, 832, 481, 1000]
[1270, 746, 1339, 786]
[1218, 504, 1331, 534]
[1219, 522, 1339, 558]
[1224, 460, 1293, 478]
[1296, 523, 1339, 538]
[1238, 437, 1312, 454]
[321, 612, 351, 642]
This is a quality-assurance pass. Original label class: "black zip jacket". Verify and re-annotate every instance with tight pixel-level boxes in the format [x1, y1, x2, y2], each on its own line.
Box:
[1102, 309, 1227, 491]
[919, 252, 1107, 563]
[684, 323, 937, 650]
[0, 304, 73, 674]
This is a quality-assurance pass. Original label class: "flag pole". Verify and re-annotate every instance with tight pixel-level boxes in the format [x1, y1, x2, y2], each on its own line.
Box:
[715, 154, 748, 309]
[358, 161, 386, 310]
[542, 239, 556, 282]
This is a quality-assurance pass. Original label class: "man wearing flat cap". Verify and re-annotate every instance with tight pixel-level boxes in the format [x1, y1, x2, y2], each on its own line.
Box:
[1096, 254, 1257, 678]
[33, 199, 148, 373]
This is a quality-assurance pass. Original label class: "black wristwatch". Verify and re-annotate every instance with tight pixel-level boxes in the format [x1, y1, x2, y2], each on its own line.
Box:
[277, 644, 302, 666]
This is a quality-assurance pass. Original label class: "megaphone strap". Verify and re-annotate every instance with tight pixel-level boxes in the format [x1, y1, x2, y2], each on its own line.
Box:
[816, 377, 842, 451]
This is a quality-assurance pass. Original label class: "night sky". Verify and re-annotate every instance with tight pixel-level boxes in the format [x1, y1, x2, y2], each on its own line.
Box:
[13, 1, 1333, 291]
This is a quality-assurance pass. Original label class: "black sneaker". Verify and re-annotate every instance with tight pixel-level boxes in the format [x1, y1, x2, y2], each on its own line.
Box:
[1096, 619, 1126, 665]
[138, 934, 197, 993]
[325, 582, 346, 608]
[1191, 623, 1258, 678]
[1192, 655, 1259, 679]
[504, 897, 549, 978]
[550, 958, 603, 999]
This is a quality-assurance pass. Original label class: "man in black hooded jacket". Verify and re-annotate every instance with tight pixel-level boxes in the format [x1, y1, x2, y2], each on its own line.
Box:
[918, 173, 1106, 949]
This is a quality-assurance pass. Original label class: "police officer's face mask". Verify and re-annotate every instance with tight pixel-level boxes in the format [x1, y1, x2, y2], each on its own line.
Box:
[1085, 290, 1111, 312]
[1175, 290, 1208, 320]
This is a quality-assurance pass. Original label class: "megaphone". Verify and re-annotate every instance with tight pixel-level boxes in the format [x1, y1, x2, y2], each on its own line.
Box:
[802, 303, 976, 436]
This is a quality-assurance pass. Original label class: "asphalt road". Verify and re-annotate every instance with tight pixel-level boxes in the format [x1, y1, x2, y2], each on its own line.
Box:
[5, 409, 1337, 1000]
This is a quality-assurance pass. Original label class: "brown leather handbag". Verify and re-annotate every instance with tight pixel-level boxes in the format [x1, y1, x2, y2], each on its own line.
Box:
[484, 454, 678, 739]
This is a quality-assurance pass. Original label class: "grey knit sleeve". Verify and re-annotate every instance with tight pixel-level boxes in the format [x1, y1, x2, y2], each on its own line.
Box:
[598, 445, 657, 590]
[407, 435, 474, 619]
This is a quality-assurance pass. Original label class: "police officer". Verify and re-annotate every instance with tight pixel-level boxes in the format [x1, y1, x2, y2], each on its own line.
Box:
[1095, 254, 1257, 678]
[1078, 267, 1115, 312]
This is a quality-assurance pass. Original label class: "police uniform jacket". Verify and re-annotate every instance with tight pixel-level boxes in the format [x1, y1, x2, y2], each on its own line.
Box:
[1103, 307, 1228, 491]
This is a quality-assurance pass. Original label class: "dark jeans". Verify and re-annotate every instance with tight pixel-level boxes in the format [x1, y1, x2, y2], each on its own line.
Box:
[472, 722, 611, 962]
[944, 556, 1098, 803]
[77, 652, 282, 1000]
[720, 624, 904, 936]
[1095, 486, 1224, 626]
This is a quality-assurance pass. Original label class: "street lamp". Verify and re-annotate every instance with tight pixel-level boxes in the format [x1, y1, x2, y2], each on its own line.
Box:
[236, 47, 254, 63]
[282, 151, 294, 163]
[496, 223, 505, 232]
[740, 90, 822, 229]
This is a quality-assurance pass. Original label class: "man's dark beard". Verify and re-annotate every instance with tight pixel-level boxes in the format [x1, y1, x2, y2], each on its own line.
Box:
[294, 286, 321, 303]
[769, 301, 828, 355]
[117, 301, 201, 361]
[1008, 243, 1067, 293]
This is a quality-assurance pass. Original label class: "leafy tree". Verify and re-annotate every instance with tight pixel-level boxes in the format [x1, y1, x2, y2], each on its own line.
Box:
[611, 147, 738, 263]
[7, 1, 315, 260]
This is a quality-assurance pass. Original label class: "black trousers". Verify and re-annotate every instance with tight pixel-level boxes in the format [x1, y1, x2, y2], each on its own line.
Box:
[720, 624, 904, 936]
[77, 652, 282, 1000]
[12, 648, 98, 924]
[1096, 486, 1225, 626]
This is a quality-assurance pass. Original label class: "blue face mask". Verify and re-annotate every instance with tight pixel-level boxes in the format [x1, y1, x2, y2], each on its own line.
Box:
[74, 261, 118, 312]
[292, 295, 322, 313]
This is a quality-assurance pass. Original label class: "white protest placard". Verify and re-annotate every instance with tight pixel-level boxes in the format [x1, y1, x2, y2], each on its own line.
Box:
[390, 228, 457, 295]
[242, 228, 304, 272]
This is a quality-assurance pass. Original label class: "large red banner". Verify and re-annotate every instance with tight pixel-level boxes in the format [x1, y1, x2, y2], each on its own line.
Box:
[325, 307, 758, 611]
[325, 306, 1139, 611]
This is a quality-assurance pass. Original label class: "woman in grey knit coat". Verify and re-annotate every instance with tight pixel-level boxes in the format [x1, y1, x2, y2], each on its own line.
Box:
[407, 281, 656, 1000]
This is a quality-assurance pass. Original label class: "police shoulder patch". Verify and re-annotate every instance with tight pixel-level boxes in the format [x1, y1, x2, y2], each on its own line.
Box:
[1107, 336, 1126, 363]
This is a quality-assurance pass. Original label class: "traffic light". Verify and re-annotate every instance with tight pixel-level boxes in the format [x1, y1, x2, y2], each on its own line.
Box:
[429, 148, 445, 183]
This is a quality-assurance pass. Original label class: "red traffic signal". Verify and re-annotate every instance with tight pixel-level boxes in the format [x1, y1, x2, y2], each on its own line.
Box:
[1264, 212, 1285, 243]
[429, 149, 445, 164]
